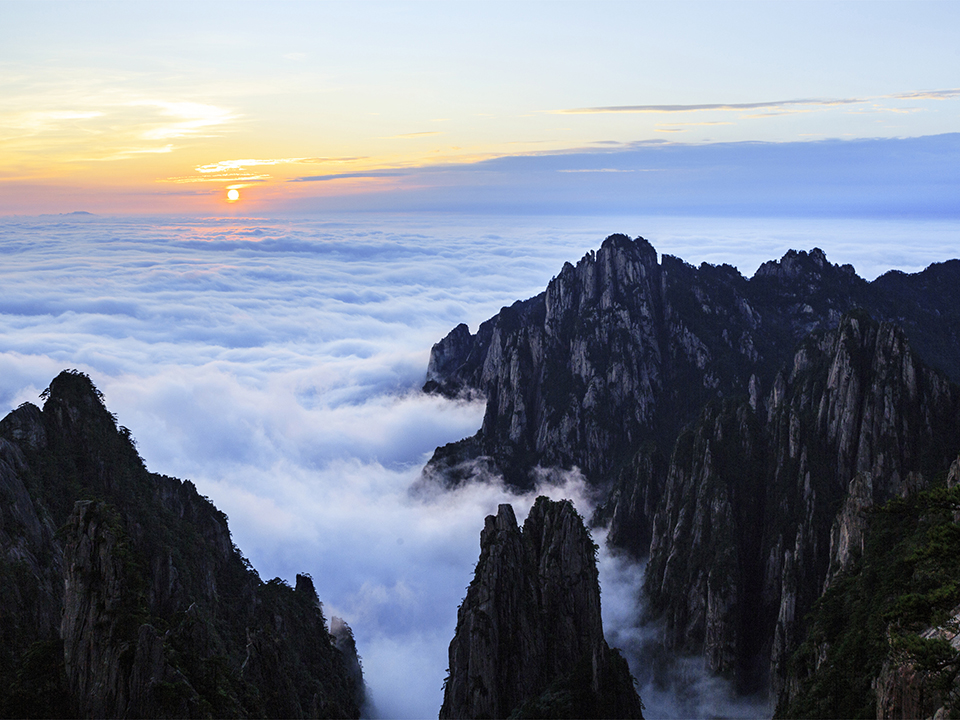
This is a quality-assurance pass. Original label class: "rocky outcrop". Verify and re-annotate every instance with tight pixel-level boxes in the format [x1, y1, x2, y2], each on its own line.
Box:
[440, 498, 642, 719]
[0, 370, 364, 718]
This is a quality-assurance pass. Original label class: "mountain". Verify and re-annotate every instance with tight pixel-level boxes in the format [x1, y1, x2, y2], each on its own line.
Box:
[440, 497, 643, 719]
[0, 370, 364, 718]
[422, 235, 960, 707]
[423, 235, 960, 495]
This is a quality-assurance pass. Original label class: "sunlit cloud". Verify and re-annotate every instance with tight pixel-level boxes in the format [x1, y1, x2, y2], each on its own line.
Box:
[290, 171, 406, 182]
[133, 100, 238, 140]
[194, 157, 362, 173]
[554, 88, 960, 126]
[1, 109, 106, 139]
[95, 144, 177, 160]
[657, 121, 734, 128]
[160, 157, 374, 186]
[383, 131, 444, 139]
[558, 89, 960, 119]
[161, 173, 272, 184]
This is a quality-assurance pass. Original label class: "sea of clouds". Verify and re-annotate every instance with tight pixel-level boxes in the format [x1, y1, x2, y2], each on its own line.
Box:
[1, 212, 958, 718]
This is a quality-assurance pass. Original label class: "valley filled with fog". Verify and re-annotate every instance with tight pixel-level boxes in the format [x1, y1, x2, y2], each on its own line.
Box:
[2, 212, 957, 718]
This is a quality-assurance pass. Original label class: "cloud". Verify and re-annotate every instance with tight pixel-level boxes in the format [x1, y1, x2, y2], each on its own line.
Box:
[134, 100, 238, 140]
[275, 133, 960, 220]
[193, 157, 365, 174]
[2, 212, 958, 717]
[382, 131, 444, 139]
[290, 171, 406, 182]
[557, 88, 960, 116]
[1, 96, 240, 165]
[894, 88, 960, 100]
[556, 168, 639, 173]
[558, 97, 865, 115]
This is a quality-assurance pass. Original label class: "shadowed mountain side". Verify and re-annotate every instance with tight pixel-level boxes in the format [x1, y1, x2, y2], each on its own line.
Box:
[643, 313, 960, 696]
[0, 370, 364, 719]
[422, 235, 960, 494]
[439, 497, 643, 719]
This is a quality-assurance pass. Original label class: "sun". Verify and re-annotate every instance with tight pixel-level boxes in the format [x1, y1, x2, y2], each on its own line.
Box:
[226, 188, 240, 202]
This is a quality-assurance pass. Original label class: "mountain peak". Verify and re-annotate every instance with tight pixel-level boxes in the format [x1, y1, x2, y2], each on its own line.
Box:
[754, 247, 856, 281]
[441, 496, 643, 718]
[40, 370, 109, 418]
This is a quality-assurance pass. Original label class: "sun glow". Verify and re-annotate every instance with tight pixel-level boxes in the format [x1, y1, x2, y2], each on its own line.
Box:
[226, 189, 240, 202]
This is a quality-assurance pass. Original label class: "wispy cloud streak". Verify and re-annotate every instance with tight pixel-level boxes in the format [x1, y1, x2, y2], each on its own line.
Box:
[559, 97, 864, 114]
[558, 88, 960, 115]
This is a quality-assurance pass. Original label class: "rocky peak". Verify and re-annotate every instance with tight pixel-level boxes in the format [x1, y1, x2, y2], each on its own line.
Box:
[40, 369, 114, 432]
[440, 497, 642, 719]
[754, 247, 854, 283]
[425, 323, 474, 390]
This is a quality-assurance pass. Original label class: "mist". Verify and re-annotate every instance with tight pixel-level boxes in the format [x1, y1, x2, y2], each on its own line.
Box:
[2, 211, 958, 717]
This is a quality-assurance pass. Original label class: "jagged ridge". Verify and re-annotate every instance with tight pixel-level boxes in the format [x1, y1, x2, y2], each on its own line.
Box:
[423, 235, 960, 493]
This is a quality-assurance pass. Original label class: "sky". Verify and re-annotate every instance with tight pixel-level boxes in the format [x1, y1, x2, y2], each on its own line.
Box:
[2, 0, 959, 216]
[2, 1, 960, 718]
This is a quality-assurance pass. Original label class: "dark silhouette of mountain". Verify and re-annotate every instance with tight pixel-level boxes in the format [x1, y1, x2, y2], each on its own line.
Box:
[440, 497, 643, 719]
[0, 370, 364, 718]
[423, 235, 960, 709]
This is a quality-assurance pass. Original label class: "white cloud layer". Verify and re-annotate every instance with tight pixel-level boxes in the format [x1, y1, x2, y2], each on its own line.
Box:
[1, 212, 958, 717]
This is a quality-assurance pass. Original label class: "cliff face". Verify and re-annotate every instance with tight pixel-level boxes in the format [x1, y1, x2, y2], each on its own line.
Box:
[440, 497, 643, 719]
[644, 313, 960, 694]
[0, 370, 364, 719]
[424, 235, 960, 706]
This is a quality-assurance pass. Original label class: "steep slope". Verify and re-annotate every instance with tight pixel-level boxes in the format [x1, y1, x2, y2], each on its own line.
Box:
[440, 497, 643, 719]
[0, 370, 364, 719]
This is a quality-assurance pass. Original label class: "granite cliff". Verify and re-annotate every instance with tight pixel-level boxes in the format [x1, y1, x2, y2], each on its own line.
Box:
[440, 497, 643, 719]
[423, 234, 960, 711]
[0, 370, 364, 718]
[644, 312, 960, 696]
